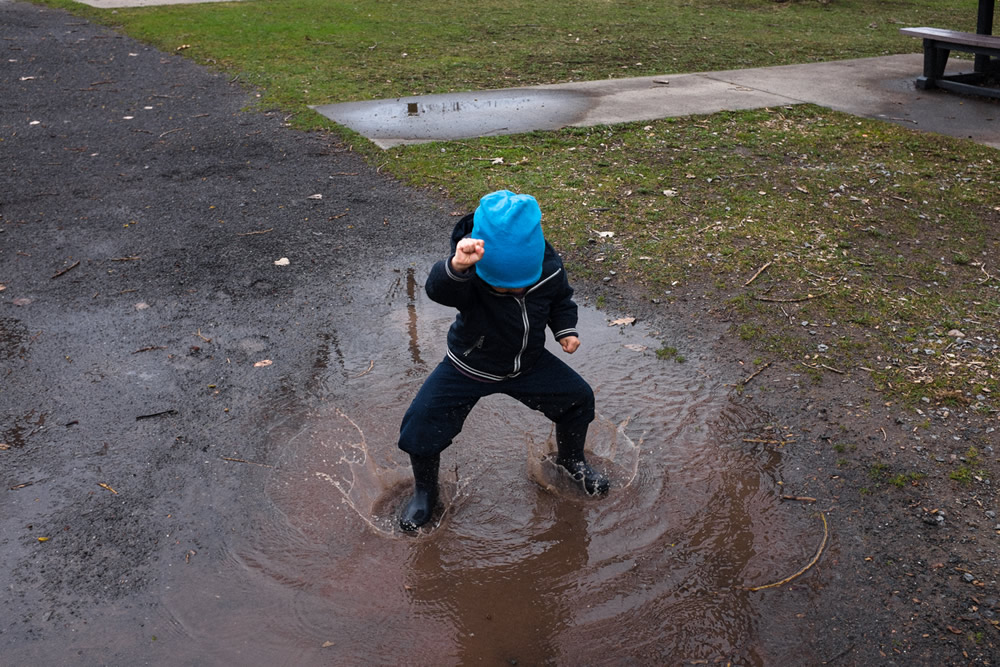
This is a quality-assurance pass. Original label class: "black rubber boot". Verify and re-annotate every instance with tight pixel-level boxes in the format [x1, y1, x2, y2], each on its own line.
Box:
[555, 424, 610, 496]
[399, 453, 440, 532]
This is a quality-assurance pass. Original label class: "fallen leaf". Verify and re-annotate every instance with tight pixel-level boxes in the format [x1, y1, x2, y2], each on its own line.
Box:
[37, 537, 50, 542]
[623, 344, 647, 352]
[947, 626, 964, 635]
[0, 443, 9, 450]
[135, 302, 150, 310]
[491, 157, 504, 165]
[609, 317, 636, 326]
[0, 283, 6, 291]
[13, 298, 32, 306]
[98, 482, 118, 495]
[176, 44, 191, 51]
[321, 641, 335, 648]
[254, 359, 273, 367]
[274, 257, 290, 266]
[662, 189, 677, 197]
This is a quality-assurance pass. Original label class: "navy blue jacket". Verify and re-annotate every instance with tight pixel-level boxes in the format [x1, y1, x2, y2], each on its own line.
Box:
[426, 214, 579, 381]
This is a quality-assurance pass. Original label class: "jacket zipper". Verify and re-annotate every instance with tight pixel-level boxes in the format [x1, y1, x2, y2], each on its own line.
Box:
[463, 335, 485, 357]
[512, 296, 529, 375]
[512, 269, 560, 373]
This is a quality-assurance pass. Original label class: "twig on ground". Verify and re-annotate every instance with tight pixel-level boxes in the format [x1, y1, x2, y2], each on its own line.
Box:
[747, 512, 828, 591]
[743, 437, 795, 445]
[51, 260, 80, 279]
[159, 128, 184, 139]
[742, 361, 772, 386]
[781, 495, 817, 503]
[133, 346, 166, 354]
[221, 456, 273, 468]
[802, 362, 845, 375]
[110, 256, 140, 262]
[754, 291, 828, 303]
[98, 482, 118, 495]
[744, 261, 772, 287]
[237, 228, 273, 237]
[353, 360, 375, 378]
[195, 329, 212, 343]
[135, 409, 178, 421]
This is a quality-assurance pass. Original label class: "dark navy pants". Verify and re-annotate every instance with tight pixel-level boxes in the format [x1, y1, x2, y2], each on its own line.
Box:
[398, 349, 595, 457]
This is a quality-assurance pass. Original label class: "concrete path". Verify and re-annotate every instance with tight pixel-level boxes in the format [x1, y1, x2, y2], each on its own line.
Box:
[313, 54, 1000, 149]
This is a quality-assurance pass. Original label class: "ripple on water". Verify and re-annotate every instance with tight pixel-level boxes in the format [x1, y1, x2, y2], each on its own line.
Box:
[162, 269, 828, 665]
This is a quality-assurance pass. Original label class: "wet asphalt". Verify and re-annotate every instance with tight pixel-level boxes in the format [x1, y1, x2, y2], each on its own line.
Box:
[1, 1, 448, 658]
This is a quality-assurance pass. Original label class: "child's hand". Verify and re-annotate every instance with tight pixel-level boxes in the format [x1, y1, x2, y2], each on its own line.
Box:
[559, 336, 580, 354]
[452, 238, 485, 272]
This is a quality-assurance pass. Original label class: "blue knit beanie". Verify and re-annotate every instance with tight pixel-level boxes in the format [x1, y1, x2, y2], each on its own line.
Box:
[471, 190, 544, 289]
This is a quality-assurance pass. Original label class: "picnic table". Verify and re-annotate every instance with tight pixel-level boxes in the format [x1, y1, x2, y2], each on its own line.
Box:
[901, 0, 1000, 98]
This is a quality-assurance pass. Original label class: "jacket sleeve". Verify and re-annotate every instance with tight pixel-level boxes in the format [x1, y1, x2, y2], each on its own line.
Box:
[425, 258, 476, 308]
[548, 263, 579, 341]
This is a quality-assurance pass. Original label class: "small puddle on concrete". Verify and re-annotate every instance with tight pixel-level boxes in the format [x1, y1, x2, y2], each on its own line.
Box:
[311, 89, 594, 148]
[160, 265, 827, 664]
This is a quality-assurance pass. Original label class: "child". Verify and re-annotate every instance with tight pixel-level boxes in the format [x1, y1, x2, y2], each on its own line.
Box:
[398, 190, 609, 532]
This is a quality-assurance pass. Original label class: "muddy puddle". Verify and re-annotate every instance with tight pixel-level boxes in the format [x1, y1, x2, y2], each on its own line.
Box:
[159, 267, 830, 665]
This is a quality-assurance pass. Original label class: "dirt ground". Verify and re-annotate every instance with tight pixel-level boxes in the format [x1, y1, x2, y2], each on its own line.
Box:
[2, 2, 998, 664]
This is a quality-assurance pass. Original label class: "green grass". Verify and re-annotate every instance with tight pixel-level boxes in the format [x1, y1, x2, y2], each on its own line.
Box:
[38, 0, 981, 122]
[33, 0, 1000, 409]
[949, 447, 987, 485]
[655, 346, 686, 363]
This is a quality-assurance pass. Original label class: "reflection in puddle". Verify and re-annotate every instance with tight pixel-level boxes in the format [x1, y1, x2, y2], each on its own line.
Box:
[312, 89, 594, 148]
[161, 266, 828, 664]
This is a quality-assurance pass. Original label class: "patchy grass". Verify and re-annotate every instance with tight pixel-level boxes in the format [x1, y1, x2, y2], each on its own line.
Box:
[949, 446, 988, 485]
[868, 461, 927, 488]
[655, 345, 686, 363]
[376, 106, 1000, 409]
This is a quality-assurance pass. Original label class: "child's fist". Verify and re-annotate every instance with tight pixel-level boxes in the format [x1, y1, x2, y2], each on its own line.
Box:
[559, 336, 580, 354]
[452, 237, 485, 271]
